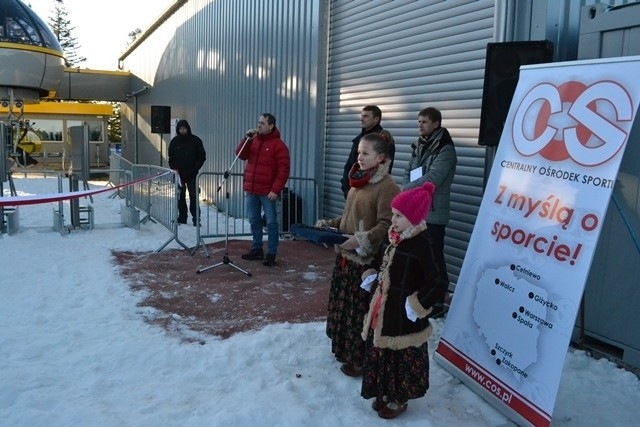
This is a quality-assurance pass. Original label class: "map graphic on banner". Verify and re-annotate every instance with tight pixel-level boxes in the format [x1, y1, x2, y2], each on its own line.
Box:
[474, 265, 548, 379]
[434, 55, 640, 427]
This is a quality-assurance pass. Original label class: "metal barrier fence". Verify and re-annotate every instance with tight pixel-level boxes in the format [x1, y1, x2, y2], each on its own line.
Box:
[109, 153, 131, 202]
[110, 153, 176, 224]
[130, 164, 177, 226]
[109, 154, 318, 254]
[109, 153, 188, 251]
[192, 171, 318, 255]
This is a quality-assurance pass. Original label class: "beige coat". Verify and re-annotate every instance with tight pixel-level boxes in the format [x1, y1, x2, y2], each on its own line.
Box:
[327, 162, 399, 265]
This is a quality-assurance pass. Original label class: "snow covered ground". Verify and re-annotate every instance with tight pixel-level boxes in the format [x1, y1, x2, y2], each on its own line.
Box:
[2, 176, 640, 426]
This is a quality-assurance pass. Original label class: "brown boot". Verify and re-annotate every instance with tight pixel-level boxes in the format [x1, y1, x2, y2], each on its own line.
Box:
[378, 401, 407, 419]
[339, 363, 362, 377]
[372, 398, 386, 412]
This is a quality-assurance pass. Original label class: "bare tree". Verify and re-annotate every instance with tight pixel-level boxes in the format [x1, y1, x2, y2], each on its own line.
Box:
[126, 28, 142, 47]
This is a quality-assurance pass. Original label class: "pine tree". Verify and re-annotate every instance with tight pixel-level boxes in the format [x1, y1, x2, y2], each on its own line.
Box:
[48, 0, 86, 67]
[108, 102, 122, 142]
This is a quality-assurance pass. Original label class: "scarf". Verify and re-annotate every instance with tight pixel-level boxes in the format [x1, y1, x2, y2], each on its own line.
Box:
[348, 162, 377, 189]
[387, 221, 427, 247]
[418, 127, 445, 149]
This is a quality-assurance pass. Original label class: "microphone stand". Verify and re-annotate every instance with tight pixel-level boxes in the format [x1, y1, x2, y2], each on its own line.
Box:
[196, 133, 255, 276]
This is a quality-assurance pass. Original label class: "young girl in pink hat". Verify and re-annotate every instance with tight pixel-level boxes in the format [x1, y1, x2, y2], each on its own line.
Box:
[360, 181, 448, 419]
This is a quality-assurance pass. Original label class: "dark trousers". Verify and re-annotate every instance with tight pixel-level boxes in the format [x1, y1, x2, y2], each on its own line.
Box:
[426, 223, 450, 301]
[178, 177, 198, 222]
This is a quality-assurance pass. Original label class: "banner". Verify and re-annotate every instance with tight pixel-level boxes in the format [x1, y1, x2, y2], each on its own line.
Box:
[435, 56, 640, 426]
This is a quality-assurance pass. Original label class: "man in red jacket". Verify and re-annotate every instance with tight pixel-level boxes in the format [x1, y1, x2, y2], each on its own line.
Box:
[236, 113, 291, 266]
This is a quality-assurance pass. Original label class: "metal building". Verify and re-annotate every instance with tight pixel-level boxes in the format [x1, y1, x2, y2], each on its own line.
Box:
[573, 2, 640, 370]
[120, 0, 634, 283]
[116, 0, 640, 369]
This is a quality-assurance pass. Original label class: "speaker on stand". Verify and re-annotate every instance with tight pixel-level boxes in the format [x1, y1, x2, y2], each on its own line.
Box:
[151, 105, 171, 166]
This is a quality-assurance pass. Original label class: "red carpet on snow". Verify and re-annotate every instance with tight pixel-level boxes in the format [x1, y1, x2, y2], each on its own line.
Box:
[113, 239, 336, 340]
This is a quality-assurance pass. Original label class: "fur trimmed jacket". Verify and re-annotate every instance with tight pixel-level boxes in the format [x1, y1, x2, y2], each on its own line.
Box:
[361, 225, 448, 349]
[326, 161, 399, 266]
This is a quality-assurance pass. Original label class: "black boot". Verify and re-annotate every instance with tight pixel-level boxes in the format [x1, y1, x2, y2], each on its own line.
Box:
[241, 248, 264, 261]
[262, 254, 276, 266]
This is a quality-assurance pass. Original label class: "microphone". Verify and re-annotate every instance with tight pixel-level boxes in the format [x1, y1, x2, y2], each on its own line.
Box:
[245, 129, 258, 137]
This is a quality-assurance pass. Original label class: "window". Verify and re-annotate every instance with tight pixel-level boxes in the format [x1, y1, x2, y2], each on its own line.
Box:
[0, 1, 61, 49]
[30, 119, 63, 141]
[67, 120, 103, 142]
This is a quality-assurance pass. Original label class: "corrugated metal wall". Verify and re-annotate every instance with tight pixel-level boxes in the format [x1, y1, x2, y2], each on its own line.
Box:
[118, 0, 636, 286]
[573, 0, 640, 368]
[323, 0, 496, 284]
[506, 0, 637, 61]
[120, 0, 323, 216]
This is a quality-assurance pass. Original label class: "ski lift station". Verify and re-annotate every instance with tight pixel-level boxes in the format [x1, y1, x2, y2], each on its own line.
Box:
[0, 0, 127, 169]
[2, 0, 640, 372]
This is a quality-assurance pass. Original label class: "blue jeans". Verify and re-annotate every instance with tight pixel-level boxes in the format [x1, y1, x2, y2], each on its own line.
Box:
[246, 192, 279, 255]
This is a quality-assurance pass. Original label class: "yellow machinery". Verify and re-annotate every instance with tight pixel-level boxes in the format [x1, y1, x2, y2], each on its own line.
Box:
[16, 120, 42, 154]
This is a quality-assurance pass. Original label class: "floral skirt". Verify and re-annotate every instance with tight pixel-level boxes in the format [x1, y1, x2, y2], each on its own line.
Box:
[325, 254, 369, 366]
[361, 330, 430, 403]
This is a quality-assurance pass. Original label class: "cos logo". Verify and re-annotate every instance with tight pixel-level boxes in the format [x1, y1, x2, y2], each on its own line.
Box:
[512, 81, 634, 166]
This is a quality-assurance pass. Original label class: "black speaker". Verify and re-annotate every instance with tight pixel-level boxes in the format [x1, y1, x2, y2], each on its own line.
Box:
[151, 105, 171, 134]
[478, 41, 554, 147]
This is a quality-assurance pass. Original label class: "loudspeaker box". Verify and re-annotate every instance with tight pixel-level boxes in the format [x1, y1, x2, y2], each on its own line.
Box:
[478, 41, 554, 147]
[151, 105, 171, 134]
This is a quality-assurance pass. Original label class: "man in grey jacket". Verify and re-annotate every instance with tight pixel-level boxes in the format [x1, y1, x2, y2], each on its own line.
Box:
[403, 107, 457, 302]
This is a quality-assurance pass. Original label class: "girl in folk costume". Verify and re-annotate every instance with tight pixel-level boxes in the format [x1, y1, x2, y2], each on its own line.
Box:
[317, 133, 399, 377]
[360, 182, 448, 419]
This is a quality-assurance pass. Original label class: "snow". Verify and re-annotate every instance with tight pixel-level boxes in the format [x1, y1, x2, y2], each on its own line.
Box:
[2, 175, 640, 426]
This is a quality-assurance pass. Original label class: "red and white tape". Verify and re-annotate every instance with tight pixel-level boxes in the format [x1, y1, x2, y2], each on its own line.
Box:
[0, 171, 173, 208]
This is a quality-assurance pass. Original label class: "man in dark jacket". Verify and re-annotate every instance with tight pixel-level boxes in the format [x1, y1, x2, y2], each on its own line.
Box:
[168, 119, 206, 226]
[340, 105, 395, 198]
[236, 113, 290, 266]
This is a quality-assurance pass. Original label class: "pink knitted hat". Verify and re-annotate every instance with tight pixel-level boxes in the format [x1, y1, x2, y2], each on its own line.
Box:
[391, 182, 436, 225]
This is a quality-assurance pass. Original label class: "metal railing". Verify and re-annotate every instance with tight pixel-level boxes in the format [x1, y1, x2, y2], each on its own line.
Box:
[109, 154, 318, 255]
[192, 171, 318, 256]
[109, 153, 189, 251]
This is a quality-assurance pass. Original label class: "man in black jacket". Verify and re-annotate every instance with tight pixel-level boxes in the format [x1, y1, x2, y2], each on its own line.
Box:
[168, 119, 206, 225]
[340, 105, 395, 198]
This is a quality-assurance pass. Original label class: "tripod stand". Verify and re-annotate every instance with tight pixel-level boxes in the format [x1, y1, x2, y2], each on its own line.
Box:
[196, 134, 254, 276]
